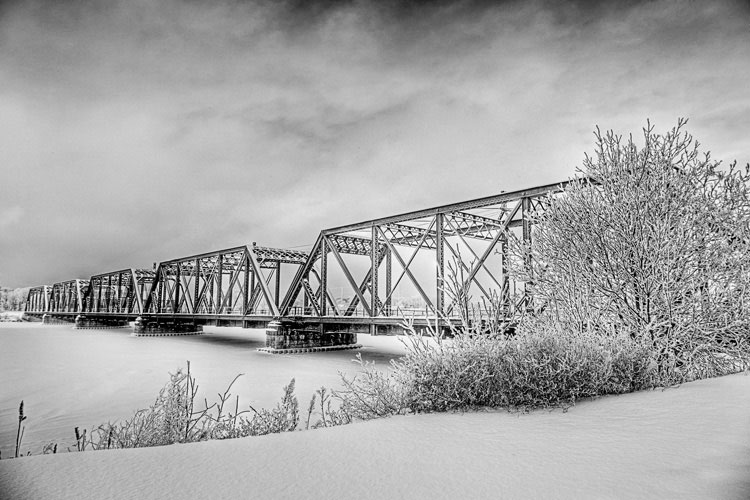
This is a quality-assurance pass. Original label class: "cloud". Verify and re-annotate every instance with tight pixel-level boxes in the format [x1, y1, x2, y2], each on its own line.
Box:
[0, 0, 748, 286]
[0, 206, 24, 228]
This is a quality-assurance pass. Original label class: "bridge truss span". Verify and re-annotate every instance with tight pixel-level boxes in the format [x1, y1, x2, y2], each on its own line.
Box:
[85, 268, 155, 315]
[25, 285, 52, 313]
[22, 180, 571, 341]
[49, 279, 90, 313]
[280, 181, 568, 327]
[143, 244, 308, 318]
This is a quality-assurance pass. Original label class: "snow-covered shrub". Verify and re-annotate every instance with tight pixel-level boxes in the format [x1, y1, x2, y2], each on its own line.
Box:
[348, 323, 658, 414]
[82, 368, 300, 450]
[211, 379, 299, 439]
[87, 367, 210, 449]
[333, 354, 409, 420]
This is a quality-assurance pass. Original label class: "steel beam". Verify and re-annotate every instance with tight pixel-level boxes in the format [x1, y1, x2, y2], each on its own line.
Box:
[320, 238, 328, 316]
[377, 226, 436, 315]
[327, 236, 372, 317]
[322, 181, 568, 235]
[435, 212, 444, 316]
[462, 200, 523, 292]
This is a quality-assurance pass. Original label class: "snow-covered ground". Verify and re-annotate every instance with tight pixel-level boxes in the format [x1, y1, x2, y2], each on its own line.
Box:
[1, 324, 749, 499]
[1, 372, 748, 499]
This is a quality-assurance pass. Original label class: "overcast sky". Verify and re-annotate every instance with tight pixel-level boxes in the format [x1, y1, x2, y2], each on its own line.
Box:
[1, 0, 749, 288]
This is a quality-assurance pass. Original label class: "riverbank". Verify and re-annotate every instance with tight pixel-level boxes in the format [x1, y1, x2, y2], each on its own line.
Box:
[0, 311, 23, 322]
[2, 371, 749, 499]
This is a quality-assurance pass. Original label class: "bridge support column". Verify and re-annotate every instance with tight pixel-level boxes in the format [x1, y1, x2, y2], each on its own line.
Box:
[261, 320, 361, 353]
[133, 317, 203, 336]
[74, 315, 129, 330]
[42, 314, 75, 325]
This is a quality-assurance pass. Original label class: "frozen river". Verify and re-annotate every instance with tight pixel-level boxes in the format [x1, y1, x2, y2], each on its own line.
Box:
[0, 322, 407, 456]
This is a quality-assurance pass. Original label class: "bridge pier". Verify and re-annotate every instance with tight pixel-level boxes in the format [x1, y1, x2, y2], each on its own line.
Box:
[74, 315, 129, 330]
[42, 314, 75, 325]
[262, 319, 361, 353]
[133, 317, 203, 336]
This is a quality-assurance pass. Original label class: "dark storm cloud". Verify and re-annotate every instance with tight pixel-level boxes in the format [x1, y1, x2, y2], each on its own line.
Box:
[0, 0, 748, 287]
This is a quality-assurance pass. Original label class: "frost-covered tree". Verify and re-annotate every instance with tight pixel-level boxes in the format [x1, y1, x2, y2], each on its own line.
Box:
[0, 286, 28, 312]
[517, 120, 750, 379]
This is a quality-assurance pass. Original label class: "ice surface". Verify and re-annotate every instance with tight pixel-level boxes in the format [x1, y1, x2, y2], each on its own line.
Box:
[0, 323, 406, 454]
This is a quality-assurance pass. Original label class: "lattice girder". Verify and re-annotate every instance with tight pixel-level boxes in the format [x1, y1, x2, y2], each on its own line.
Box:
[280, 181, 570, 319]
[25, 285, 51, 312]
[143, 244, 308, 317]
[49, 279, 89, 313]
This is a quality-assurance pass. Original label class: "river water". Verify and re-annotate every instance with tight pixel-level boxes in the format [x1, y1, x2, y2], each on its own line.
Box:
[0, 323, 406, 455]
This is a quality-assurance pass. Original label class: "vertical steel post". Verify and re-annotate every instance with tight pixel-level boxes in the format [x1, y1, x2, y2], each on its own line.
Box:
[249, 267, 256, 314]
[243, 256, 250, 315]
[385, 245, 392, 316]
[208, 260, 215, 314]
[157, 274, 164, 314]
[226, 266, 233, 314]
[94, 279, 100, 312]
[371, 226, 379, 318]
[435, 213, 445, 317]
[128, 273, 135, 314]
[105, 275, 112, 312]
[117, 272, 123, 312]
[320, 238, 328, 316]
[175, 264, 183, 313]
[501, 232, 510, 317]
[195, 259, 201, 314]
[522, 197, 533, 309]
[303, 272, 309, 314]
[216, 255, 223, 314]
[275, 261, 281, 307]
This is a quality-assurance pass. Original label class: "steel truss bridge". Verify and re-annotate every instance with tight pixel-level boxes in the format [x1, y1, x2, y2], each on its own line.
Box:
[24, 181, 566, 338]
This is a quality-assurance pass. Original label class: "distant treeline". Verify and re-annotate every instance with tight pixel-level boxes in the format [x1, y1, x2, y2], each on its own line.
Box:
[0, 286, 28, 312]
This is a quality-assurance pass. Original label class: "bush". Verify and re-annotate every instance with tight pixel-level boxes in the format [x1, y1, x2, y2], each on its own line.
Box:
[390, 323, 657, 412]
[76, 365, 300, 451]
[325, 320, 659, 418]
[211, 379, 299, 439]
[334, 354, 409, 420]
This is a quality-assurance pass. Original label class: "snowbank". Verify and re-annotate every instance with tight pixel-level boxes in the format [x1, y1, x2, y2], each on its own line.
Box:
[2, 372, 749, 499]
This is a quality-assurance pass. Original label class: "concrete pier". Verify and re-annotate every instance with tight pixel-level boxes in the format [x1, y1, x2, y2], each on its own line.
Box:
[262, 319, 360, 353]
[42, 314, 75, 325]
[74, 315, 129, 329]
[133, 317, 203, 336]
